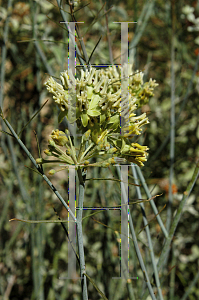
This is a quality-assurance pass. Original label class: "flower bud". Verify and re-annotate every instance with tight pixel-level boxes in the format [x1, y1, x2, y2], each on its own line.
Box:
[48, 139, 56, 147]
[108, 157, 116, 164]
[97, 143, 104, 151]
[36, 158, 43, 164]
[66, 149, 71, 155]
[138, 156, 147, 162]
[55, 135, 68, 146]
[101, 161, 110, 168]
[131, 143, 149, 151]
[65, 129, 69, 135]
[44, 149, 52, 156]
[82, 129, 91, 142]
[49, 169, 56, 175]
[130, 147, 144, 154]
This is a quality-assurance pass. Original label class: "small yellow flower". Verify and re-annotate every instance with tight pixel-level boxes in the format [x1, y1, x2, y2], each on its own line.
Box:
[50, 129, 68, 146]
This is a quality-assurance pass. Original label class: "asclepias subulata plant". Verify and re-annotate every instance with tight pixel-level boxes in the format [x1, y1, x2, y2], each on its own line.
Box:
[36, 63, 158, 173]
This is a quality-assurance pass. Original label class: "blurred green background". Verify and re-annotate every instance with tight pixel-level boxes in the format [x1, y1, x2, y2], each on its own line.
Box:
[0, 0, 199, 299]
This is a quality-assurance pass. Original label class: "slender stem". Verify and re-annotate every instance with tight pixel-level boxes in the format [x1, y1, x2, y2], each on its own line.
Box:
[116, 166, 157, 300]
[135, 166, 168, 238]
[181, 270, 199, 300]
[167, 0, 176, 232]
[114, 232, 136, 300]
[169, 243, 177, 300]
[132, 165, 164, 300]
[34, 41, 54, 76]
[129, 0, 155, 56]
[77, 168, 88, 300]
[157, 162, 199, 273]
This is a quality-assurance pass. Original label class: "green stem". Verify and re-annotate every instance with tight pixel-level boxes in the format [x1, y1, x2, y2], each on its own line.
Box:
[167, 0, 176, 232]
[169, 244, 177, 300]
[135, 166, 168, 238]
[77, 168, 88, 300]
[157, 162, 199, 273]
[116, 166, 157, 300]
[181, 270, 199, 300]
[129, 0, 155, 54]
[132, 165, 164, 300]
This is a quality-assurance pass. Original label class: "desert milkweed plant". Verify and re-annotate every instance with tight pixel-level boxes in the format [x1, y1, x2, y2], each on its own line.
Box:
[36, 64, 158, 173]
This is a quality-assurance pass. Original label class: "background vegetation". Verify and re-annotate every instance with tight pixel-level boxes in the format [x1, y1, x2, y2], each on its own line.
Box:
[0, 0, 199, 299]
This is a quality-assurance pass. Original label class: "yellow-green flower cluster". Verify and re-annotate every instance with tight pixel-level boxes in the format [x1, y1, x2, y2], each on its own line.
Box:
[39, 64, 158, 172]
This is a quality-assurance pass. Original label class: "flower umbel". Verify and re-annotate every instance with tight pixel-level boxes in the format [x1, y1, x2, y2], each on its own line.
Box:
[39, 64, 158, 173]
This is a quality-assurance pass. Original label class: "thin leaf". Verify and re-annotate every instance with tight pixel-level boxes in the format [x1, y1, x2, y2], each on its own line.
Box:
[33, 130, 42, 161]
[46, 15, 71, 34]
[9, 218, 70, 223]
[18, 100, 49, 136]
[73, 2, 90, 13]
[85, 2, 107, 35]
[46, 0, 70, 13]
[24, 165, 42, 176]
[87, 35, 102, 64]
[82, 210, 103, 220]
[138, 204, 166, 235]
[85, 4, 113, 36]
[0, 130, 14, 138]
[17, 39, 68, 45]
[84, 273, 109, 300]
